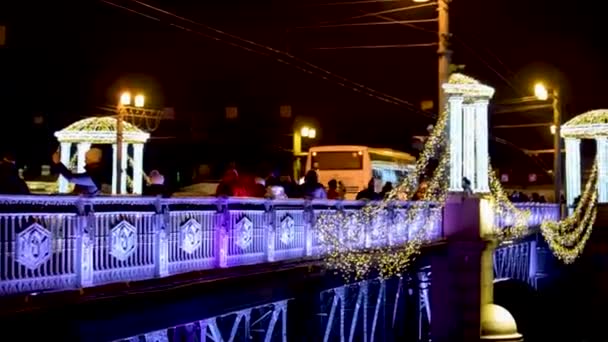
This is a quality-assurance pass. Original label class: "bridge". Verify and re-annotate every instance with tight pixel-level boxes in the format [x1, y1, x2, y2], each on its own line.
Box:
[0, 195, 559, 341]
[0, 195, 558, 296]
[1, 73, 583, 341]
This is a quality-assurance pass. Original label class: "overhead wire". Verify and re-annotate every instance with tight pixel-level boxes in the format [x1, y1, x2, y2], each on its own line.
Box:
[298, 18, 437, 29]
[100, 0, 435, 118]
[303, 0, 404, 7]
[316, 2, 437, 26]
[310, 42, 438, 50]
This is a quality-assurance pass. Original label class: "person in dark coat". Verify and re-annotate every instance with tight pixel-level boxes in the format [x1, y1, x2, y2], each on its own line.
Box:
[143, 170, 170, 197]
[356, 178, 381, 201]
[300, 170, 326, 199]
[52, 148, 105, 196]
[0, 152, 29, 195]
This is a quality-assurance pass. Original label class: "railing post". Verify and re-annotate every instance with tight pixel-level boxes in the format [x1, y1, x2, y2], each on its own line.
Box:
[364, 203, 372, 248]
[75, 198, 94, 287]
[304, 200, 314, 256]
[387, 203, 395, 246]
[153, 198, 169, 277]
[264, 200, 276, 262]
[215, 199, 229, 268]
[528, 240, 538, 288]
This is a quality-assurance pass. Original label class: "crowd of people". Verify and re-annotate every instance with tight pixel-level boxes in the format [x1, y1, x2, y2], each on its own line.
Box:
[215, 166, 396, 201]
[509, 191, 548, 203]
[0, 148, 170, 197]
[0, 147, 566, 205]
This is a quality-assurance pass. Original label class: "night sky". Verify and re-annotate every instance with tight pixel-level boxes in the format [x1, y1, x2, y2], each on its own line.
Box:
[0, 0, 605, 183]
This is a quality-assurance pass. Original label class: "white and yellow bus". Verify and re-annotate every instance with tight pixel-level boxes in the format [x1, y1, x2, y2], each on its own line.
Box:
[305, 145, 416, 199]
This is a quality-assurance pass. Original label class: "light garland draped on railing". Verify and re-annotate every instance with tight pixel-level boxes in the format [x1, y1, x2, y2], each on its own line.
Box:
[317, 108, 449, 281]
[540, 161, 598, 264]
[488, 165, 531, 241]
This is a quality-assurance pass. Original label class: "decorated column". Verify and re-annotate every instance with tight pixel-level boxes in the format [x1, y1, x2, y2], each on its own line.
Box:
[132, 143, 145, 194]
[474, 99, 490, 193]
[112, 144, 118, 195]
[58, 142, 72, 193]
[448, 96, 464, 191]
[120, 143, 128, 194]
[462, 104, 477, 189]
[597, 137, 608, 203]
[443, 73, 495, 194]
[564, 138, 581, 207]
[435, 74, 521, 342]
[76, 142, 91, 173]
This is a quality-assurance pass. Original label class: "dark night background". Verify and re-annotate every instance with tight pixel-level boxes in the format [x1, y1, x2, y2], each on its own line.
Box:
[0, 0, 605, 186]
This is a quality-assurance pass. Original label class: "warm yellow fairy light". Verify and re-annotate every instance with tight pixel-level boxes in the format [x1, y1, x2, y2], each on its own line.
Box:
[488, 165, 531, 240]
[317, 107, 449, 281]
[540, 161, 598, 263]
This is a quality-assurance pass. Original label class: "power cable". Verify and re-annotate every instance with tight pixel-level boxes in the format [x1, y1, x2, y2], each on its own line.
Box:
[317, 2, 437, 26]
[310, 42, 437, 50]
[101, 0, 435, 118]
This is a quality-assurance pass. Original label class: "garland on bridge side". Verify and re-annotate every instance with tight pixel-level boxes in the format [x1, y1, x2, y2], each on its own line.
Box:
[316, 109, 449, 281]
[488, 165, 531, 241]
[540, 161, 598, 264]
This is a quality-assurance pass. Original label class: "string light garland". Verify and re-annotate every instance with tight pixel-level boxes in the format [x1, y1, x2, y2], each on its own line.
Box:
[540, 161, 598, 263]
[488, 165, 531, 240]
[316, 109, 449, 281]
[561, 109, 608, 139]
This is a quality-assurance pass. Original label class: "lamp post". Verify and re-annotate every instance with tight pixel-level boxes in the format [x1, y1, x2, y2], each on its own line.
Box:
[410, 0, 450, 116]
[535, 83, 563, 209]
[116, 91, 144, 194]
[293, 125, 316, 181]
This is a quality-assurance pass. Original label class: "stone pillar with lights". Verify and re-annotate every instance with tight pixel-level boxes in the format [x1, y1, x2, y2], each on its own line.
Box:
[432, 74, 522, 342]
[54, 116, 150, 195]
[560, 109, 608, 205]
[132, 143, 145, 195]
[76, 142, 92, 173]
[58, 142, 72, 193]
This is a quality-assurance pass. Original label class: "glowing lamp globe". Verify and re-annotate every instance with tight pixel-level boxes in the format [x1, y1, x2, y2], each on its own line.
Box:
[534, 83, 548, 101]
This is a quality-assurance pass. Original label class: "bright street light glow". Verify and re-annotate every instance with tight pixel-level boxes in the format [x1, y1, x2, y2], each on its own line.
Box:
[134, 94, 145, 108]
[301, 126, 310, 137]
[534, 83, 549, 101]
[550, 124, 556, 135]
[308, 128, 316, 139]
[120, 92, 131, 105]
[412, 0, 430, 2]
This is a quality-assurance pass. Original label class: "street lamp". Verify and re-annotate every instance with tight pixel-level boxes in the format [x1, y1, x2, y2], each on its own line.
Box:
[116, 91, 146, 194]
[534, 83, 549, 101]
[134, 94, 145, 108]
[534, 82, 563, 210]
[293, 125, 316, 180]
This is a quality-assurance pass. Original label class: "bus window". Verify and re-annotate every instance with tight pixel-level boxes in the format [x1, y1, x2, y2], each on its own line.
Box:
[312, 152, 363, 170]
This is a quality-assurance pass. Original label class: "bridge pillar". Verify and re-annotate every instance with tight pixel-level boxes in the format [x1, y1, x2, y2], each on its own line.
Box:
[432, 195, 522, 341]
[443, 73, 494, 194]
[153, 200, 169, 277]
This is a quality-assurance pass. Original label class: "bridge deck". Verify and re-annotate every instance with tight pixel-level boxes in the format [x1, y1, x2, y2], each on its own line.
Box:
[0, 195, 558, 296]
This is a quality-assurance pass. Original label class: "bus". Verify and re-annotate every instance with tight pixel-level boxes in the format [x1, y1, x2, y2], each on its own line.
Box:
[305, 145, 416, 199]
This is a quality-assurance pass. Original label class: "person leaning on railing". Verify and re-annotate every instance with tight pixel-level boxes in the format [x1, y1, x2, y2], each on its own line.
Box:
[51, 148, 106, 196]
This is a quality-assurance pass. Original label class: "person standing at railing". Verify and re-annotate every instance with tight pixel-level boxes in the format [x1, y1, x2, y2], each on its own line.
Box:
[0, 151, 29, 194]
[143, 170, 170, 197]
[301, 170, 326, 199]
[52, 148, 106, 196]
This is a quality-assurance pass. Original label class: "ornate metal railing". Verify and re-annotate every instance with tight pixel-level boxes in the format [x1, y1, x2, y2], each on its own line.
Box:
[0, 196, 442, 296]
[495, 203, 561, 229]
[0, 196, 558, 296]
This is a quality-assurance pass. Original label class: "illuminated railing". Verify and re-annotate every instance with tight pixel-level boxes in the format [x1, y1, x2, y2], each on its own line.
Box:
[0, 196, 559, 296]
[0, 196, 442, 296]
[494, 203, 561, 229]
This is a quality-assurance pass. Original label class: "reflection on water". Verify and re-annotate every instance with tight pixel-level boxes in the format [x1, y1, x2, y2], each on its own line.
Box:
[114, 277, 429, 342]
